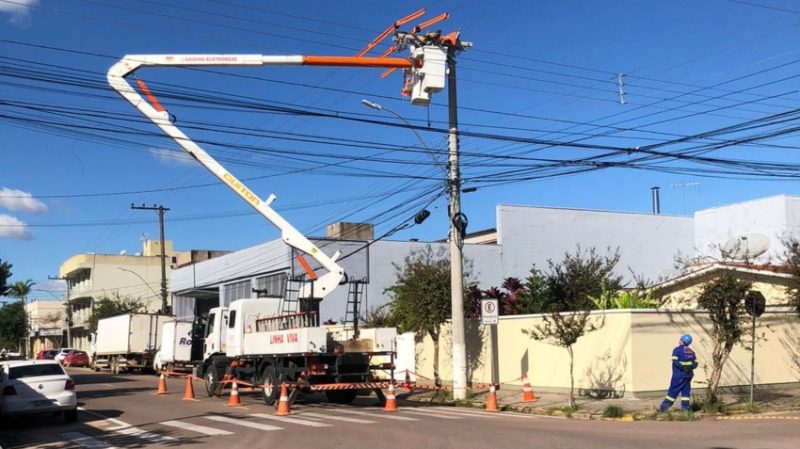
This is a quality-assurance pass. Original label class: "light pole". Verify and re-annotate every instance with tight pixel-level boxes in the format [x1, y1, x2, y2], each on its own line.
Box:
[117, 267, 162, 306]
[361, 99, 447, 176]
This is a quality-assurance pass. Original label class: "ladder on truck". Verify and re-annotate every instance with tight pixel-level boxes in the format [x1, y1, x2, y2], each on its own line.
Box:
[343, 280, 367, 338]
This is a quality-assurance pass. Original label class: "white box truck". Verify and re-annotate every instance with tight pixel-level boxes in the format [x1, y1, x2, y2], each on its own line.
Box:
[93, 314, 170, 374]
[153, 320, 195, 373]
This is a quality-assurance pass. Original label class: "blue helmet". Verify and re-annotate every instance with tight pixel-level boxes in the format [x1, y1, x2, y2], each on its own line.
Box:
[680, 334, 693, 346]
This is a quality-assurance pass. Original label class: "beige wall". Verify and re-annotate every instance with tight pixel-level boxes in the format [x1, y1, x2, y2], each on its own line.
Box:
[414, 310, 800, 396]
[661, 278, 791, 309]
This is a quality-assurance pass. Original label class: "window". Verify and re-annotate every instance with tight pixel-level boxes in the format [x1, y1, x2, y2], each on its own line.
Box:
[9, 363, 65, 379]
[205, 313, 216, 338]
[228, 310, 236, 329]
[254, 273, 288, 298]
[223, 280, 251, 305]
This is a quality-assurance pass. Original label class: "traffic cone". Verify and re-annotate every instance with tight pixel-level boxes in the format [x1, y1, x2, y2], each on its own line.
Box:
[156, 373, 168, 395]
[182, 375, 196, 400]
[521, 376, 537, 403]
[384, 383, 397, 412]
[226, 381, 241, 407]
[275, 384, 291, 416]
[485, 384, 499, 412]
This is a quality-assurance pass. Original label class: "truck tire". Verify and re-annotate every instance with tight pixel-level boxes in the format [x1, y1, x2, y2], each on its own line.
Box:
[260, 366, 280, 406]
[204, 364, 222, 397]
[325, 390, 358, 404]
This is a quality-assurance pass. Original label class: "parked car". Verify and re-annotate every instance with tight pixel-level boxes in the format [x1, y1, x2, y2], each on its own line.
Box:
[54, 348, 77, 364]
[0, 360, 78, 423]
[62, 351, 90, 368]
[35, 350, 58, 360]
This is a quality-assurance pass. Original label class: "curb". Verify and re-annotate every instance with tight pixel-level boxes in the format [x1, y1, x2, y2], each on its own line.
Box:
[716, 415, 800, 421]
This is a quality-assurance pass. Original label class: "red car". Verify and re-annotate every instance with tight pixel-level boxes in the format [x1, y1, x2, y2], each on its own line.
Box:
[35, 349, 58, 360]
[62, 350, 90, 368]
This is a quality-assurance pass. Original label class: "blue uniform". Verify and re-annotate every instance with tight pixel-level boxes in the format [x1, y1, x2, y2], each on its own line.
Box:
[659, 344, 698, 411]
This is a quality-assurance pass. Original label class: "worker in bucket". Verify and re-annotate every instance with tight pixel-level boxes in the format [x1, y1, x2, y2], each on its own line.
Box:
[659, 333, 698, 412]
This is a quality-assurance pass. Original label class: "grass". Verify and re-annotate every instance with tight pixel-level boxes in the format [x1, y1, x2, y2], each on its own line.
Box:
[701, 395, 727, 414]
[602, 404, 626, 418]
[658, 410, 697, 421]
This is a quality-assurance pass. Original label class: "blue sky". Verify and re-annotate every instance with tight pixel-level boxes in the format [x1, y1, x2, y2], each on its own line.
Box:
[1, 0, 799, 298]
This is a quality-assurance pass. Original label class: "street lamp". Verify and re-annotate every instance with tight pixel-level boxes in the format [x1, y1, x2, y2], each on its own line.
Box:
[361, 99, 447, 175]
[117, 267, 163, 307]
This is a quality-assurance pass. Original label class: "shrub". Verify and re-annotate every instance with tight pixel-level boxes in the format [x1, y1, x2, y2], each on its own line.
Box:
[602, 404, 625, 418]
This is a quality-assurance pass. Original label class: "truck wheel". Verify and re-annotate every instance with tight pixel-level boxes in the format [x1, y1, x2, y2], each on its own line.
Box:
[325, 390, 358, 404]
[204, 365, 221, 397]
[260, 366, 280, 406]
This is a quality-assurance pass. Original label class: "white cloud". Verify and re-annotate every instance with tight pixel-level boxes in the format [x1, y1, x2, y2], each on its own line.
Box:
[0, 214, 33, 240]
[0, 0, 37, 26]
[149, 147, 196, 167]
[0, 188, 47, 214]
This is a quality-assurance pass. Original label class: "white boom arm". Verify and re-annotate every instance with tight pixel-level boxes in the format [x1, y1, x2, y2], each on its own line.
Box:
[108, 54, 411, 299]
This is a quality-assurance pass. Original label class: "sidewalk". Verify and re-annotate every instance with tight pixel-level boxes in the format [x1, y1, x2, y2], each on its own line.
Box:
[402, 383, 800, 420]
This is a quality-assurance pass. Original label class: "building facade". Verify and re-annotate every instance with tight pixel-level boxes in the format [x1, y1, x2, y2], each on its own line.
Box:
[25, 300, 64, 355]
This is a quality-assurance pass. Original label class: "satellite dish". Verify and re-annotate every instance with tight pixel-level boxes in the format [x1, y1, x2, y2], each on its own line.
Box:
[721, 233, 770, 259]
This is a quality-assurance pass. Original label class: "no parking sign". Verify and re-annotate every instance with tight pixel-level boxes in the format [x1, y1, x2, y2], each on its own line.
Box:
[481, 299, 499, 325]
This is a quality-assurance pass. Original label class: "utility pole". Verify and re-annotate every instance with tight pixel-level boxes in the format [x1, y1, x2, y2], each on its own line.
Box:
[49, 276, 71, 348]
[447, 43, 468, 400]
[131, 204, 171, 314]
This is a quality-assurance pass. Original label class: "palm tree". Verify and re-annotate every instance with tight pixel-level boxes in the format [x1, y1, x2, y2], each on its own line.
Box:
[9, 279, 35, 357]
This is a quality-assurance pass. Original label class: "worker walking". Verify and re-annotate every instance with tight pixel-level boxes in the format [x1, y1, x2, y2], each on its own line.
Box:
[659, 333, 698, 412]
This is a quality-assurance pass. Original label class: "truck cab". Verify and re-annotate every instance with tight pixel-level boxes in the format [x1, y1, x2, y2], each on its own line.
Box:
[203, 308, 229, 360]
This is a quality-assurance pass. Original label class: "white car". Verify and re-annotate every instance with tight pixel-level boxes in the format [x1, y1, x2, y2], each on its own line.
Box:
[0, 360, 78, 423]
[54, 348, 78, 364]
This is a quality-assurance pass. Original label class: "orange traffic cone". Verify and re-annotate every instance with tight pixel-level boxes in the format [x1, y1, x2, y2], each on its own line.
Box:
[156, 373, 168, 395]
[384, 383, 397, 412]
[226, 381, 241, 407]
[275, 384, 291, 416]
[485, 384, 499, 412]
[183, 375, 196, 400]
[521, 376, 537, 403]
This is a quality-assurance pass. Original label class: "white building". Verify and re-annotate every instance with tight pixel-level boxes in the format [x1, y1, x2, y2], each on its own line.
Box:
[170, 195, 800, 323]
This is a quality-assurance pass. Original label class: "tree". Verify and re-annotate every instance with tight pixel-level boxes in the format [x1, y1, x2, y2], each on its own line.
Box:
[0, 259, 12, 297]
[519, 266, 551, 313]
[697, 270, 751, 399]
[784, 237, 800, 316]
[0, 301, 26, 350]
[386, 246, 456, 387]
[8, 279, 35, 302]
[88, 293, 148, 331]
[523, 247, 622, 408]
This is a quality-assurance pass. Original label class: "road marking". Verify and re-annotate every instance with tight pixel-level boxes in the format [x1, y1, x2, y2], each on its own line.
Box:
[428, 407, 502, 418]
[162, 420, 234, 436]
[205, 415, 283, 431]
[299, 411, 376, 424]
[401, 409, 461, 419]
[61, 432, 118, 449]
[79, 407, 177, 444]
[320, 407, 419, 421]
[249, 413, 332, 427]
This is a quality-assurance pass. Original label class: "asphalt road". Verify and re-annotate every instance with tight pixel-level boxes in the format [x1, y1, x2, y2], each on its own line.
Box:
[1, 369, 797, 449]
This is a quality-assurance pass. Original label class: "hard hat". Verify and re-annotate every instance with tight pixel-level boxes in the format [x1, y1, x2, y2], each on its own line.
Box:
[680, 334, 693, 346]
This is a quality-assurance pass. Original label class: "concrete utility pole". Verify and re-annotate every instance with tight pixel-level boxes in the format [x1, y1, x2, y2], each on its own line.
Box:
[131, 204, 171, 314]
[447, 44, 468, 400]
[49, 275, 71, 347]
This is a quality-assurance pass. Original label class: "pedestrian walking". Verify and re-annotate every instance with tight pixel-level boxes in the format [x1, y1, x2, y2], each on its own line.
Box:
[660, 333, 698, 412]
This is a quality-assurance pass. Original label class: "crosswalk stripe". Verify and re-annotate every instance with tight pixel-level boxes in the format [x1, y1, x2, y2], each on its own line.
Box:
[299, 411, 376, 424]
[205, 415, 283, 431]
[321, 407, 419, 421]
[111, 426, 176, 444]
[249, 413, 331, 427]
[401, 409, 461, 419]
[428, 407, 502, 418]
[162, 420, 234, 436]
[61, 432, 118, 449]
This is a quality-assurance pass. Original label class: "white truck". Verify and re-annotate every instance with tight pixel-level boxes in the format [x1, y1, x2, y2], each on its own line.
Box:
[93, 314, 170, 375]
[153, 320, 197, 374]
[106, 33, 450, 403]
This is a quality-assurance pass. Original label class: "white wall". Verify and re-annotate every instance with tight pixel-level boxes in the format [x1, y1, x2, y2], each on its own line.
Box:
[497, 205, 694, 284]
[695, 195, 800, 263]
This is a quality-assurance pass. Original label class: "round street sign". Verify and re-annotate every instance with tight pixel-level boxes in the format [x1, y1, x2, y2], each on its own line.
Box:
[481, 299, 499, 325]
